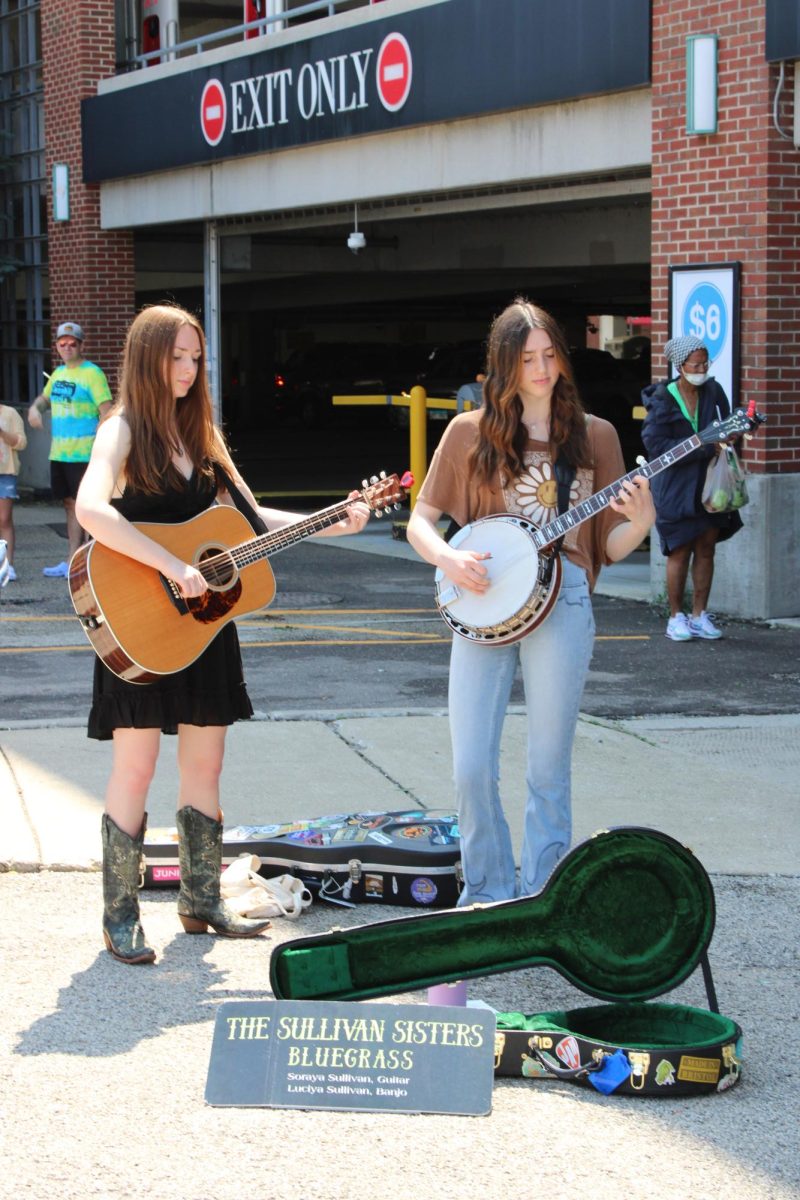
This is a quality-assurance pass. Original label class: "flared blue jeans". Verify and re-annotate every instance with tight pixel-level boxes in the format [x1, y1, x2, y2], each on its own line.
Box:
[448, 558, 595, 904]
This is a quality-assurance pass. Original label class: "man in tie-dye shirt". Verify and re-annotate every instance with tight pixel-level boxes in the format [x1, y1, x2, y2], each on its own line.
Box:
[29, 321, 112, 577]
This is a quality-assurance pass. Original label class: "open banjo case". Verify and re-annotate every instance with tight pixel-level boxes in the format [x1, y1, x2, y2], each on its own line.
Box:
[269, 827, 742, 1097]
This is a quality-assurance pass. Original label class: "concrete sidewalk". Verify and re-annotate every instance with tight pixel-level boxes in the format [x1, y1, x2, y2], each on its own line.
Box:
[2, 709, 799, 877]
[1, 709, 798, 1200]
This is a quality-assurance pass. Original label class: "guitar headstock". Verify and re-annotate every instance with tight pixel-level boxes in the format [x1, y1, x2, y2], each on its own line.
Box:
[359, 470, 413, 516]
[698, 408, 766, 446]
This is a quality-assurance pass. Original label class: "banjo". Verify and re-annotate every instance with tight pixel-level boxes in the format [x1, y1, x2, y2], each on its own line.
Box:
[434, 408, 763, 646]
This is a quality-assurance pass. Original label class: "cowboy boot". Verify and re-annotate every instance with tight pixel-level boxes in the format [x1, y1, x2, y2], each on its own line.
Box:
[176, 806, 271, 937]
[101, 813, 156, 964]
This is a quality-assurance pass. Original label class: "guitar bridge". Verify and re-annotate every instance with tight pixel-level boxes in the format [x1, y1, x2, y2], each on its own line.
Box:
[158, 573, 190, 616]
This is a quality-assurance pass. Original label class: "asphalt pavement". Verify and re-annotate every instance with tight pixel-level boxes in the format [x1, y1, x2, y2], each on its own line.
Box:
[1, 499, 799, 1200]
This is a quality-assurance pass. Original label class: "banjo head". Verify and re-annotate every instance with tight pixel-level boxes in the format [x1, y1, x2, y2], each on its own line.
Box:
[435, 515, 558, 644]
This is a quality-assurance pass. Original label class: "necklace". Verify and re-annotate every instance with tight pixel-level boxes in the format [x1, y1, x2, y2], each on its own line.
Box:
[525, 419, 550, 439]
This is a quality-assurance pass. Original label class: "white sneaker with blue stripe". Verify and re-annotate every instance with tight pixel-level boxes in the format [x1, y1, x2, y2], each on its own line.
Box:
[688, 611, 723, 639]
[666, 612, 692, 641]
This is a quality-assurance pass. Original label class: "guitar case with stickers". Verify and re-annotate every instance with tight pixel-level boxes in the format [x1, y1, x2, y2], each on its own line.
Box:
[269, 827, 742, 1096]
[143, 809, 463, 908]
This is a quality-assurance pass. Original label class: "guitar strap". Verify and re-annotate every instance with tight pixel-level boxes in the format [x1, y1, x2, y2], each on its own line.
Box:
[552, 447, 575, 553]
[213, 463, 269, 536]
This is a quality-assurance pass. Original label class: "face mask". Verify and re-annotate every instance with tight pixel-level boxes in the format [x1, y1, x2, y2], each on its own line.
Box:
[682, 369, 709, 387]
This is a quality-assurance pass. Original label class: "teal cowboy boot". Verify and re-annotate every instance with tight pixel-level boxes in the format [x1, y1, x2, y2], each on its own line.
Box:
[176, 806, 271, 937]
[101, 813, 156, 965]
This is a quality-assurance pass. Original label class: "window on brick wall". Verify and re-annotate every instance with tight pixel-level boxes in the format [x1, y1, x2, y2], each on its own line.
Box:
[122, 0, 389, 69]
[0, 0, 47, 407]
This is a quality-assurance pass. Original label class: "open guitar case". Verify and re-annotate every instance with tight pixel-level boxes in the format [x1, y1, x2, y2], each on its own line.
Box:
[269, 827, 742, 1097]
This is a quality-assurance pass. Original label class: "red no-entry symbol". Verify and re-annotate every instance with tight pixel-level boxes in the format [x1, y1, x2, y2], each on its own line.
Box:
[200, 79, 227, 147]
[376, 33, 412, 112]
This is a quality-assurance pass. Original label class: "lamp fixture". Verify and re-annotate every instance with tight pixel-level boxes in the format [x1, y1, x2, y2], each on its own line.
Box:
[347, 202, 366, 254]
[686, 34, 718, 135]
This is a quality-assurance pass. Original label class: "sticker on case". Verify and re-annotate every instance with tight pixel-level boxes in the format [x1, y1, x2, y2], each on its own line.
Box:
[655, 1060, 676, 1087]
[364, 873, 384, 898]
[287, 829, 327, 846]
[677, 1055, 720, 1085]
[410, 877, 438, 904]
[555, 1037, 581, 1071]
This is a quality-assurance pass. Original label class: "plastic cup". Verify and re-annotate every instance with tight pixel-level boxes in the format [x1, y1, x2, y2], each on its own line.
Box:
[427, 980, 468, 1006]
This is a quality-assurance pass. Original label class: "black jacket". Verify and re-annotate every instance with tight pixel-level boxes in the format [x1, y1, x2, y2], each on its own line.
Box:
[641, 377, 730, 524]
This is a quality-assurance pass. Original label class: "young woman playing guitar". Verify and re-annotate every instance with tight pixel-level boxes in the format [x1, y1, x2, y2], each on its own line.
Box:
[407, 299, 655, 905]
[76, 304, 370, 964]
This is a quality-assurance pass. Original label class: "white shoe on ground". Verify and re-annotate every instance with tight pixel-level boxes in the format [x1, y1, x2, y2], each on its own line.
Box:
[666, 612, 692, 641]
[43, 561, 69, 578]
[688, 611, 723, 639]
[7, 565, 17, 582]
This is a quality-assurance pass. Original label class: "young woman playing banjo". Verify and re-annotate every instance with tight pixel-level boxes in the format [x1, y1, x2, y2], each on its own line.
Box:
[407, 299, 655, 904]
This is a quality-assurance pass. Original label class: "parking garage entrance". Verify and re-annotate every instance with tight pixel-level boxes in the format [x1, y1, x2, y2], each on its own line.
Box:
[135, 182, 652, 499]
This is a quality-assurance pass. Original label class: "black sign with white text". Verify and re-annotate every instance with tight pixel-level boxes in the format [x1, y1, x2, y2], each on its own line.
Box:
[205, 999, 496, 1114]
[82, 0, 649, 182]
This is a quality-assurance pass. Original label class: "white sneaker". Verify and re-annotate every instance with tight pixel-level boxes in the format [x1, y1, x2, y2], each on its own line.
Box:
[7, 565, 16, 582]
[666, 612, 692, 641]
[43, 560, 69, 578]
[688, 611, 723, 640]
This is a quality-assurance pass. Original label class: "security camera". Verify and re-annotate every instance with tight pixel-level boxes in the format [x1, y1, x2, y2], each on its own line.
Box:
[347, 230, 366, 254]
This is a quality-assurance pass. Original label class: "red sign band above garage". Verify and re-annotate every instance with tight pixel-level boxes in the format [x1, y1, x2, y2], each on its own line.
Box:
[81, 0, 650, 184]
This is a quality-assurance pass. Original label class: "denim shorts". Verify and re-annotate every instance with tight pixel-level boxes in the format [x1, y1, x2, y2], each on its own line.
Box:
[0, 474, 19, 500]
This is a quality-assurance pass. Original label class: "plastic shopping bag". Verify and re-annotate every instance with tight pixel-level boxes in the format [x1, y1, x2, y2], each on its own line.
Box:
[702, 444, 749, 513]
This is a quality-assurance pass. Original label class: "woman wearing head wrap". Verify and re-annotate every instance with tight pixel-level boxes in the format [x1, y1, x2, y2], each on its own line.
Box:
[641, 336, 743, 641]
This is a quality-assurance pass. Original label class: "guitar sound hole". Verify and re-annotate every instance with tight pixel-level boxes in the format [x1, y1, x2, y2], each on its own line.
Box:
[186, 546, 242, 625]
[198, 546, 236, 589]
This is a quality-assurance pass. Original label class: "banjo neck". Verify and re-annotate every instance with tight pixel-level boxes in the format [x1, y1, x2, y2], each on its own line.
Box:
[532, 433, 702, 552]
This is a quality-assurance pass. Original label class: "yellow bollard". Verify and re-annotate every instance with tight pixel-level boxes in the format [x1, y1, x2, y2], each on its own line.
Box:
[408, 385, 428, 508]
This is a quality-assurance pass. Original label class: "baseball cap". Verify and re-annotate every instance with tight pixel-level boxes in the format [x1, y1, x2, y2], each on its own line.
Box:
[56, 322, 84, 342]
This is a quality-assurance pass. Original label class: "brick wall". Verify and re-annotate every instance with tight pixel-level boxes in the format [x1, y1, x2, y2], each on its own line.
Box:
[651, 0, 800, 473]
[41, 0, 135, 393]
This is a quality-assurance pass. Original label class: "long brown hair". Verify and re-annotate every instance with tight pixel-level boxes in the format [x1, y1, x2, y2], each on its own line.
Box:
[116, 304, 235, 494]
[471, 298, 591, 486]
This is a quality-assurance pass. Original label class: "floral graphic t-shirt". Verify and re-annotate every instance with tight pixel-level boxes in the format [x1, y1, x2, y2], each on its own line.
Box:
[417, 410, 627, 591]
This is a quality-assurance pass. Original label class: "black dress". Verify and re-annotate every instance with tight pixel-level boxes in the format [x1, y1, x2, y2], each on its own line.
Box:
[88, 471, 254, 741]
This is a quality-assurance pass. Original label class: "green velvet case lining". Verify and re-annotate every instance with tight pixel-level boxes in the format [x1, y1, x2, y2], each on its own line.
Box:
[496, 1003, 739, 1049]
[270, 828, 716, 1004]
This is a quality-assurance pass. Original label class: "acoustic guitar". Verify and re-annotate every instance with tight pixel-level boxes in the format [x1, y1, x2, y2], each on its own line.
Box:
[69, 472, 408, 684]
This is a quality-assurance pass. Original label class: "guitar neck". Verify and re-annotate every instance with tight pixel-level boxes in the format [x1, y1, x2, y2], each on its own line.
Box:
[534, 433, 702, 550]
[228, 499, 356, 569]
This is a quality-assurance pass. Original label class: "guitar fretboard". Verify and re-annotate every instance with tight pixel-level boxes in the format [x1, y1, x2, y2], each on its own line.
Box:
[532, 433, 702, 551]
[229, 499, 357, 570]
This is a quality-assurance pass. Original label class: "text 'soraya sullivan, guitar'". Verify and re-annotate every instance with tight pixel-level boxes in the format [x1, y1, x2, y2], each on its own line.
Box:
[69, 472, 409, 684]
[434, 408, 764, 646]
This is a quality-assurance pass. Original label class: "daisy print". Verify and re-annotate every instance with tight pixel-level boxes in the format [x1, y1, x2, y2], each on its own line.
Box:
[506, 451, 580, 528]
